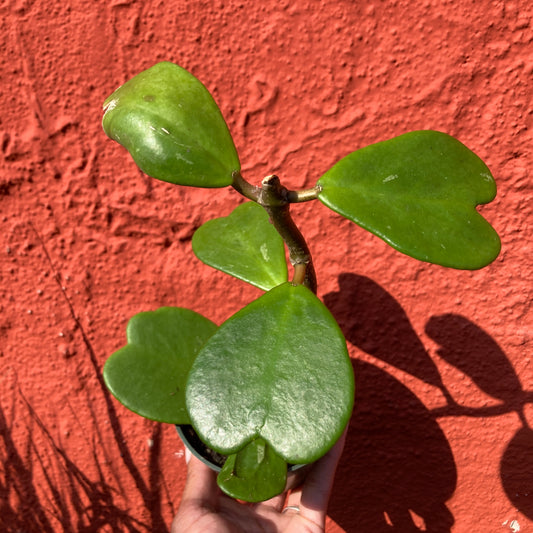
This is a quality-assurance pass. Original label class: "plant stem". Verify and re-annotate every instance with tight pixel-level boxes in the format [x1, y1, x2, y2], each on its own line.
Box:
[231, 171, 318, 293]
[232, 171, 322, 204]
[232, 171, 261, 201]
[291, 263, 307, 286]
[258, 175, 317, 293]
[286, 185, 322, 203]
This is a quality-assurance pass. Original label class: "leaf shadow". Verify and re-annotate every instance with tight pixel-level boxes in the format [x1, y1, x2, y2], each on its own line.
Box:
[323, 273, 532, 530]
[323, 273, 455, 404]
[329, 359, 457, 532]
[324, 274, 457, 531]
[425, 314, 533, 521]
[501, 426, 533, 520]
[425, 313, 525, 409]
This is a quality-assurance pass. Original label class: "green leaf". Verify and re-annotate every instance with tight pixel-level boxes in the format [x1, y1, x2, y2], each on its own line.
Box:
[103, 307, 217, 424]
[186, 283, 354, 464]
[217, 438, 287, 502]
[192, 202, 288, 290]
[317, 130, 501, 269]
[102, 62, 240, 188]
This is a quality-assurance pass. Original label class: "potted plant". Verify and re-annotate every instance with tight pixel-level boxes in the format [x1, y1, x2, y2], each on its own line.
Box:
[101, 62, 500, 503]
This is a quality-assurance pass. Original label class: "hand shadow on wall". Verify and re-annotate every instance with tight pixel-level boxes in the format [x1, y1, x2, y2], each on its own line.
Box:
[324, 273, 532, 531]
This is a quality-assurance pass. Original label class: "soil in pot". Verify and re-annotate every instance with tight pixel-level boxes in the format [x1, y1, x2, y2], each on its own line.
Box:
[178, 424, 226, 469]
[177, 424, 310, 490]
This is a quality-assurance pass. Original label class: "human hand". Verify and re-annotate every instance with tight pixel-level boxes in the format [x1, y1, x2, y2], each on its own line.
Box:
[171, 431, 346, 533]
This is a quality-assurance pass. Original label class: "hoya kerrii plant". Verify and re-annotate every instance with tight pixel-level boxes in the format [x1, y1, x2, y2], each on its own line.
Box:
[101, 61, 500, 503]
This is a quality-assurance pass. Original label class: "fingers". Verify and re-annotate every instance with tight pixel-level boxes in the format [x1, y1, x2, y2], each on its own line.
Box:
[177, 429, 347, 532]
[294, 430, 347, 527]
[181, 451, 219, 509]
[255, 491, 287, 513]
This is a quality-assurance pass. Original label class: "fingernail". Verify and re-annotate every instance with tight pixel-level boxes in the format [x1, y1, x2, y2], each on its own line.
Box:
[185, 448, 191, 464]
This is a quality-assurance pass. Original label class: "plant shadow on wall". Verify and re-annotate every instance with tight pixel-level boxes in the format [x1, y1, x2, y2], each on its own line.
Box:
[324, 273, 533, 533]
[0, 226, 175, 532]
[0, 387, 172, 533]
[0, 381, 172, 531]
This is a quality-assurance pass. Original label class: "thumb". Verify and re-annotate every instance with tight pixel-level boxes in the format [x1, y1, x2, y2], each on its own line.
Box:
[181, 449, 220, 507]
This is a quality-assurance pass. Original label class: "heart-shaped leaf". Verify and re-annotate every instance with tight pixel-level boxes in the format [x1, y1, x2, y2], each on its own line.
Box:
[192, 202, 288, 290]
[318, 130, 501, 269]
[102, 62, 240, 188]
[103, 307, 217, 424]
[217, 438, 287, 502]
[186, 283, 354, 464]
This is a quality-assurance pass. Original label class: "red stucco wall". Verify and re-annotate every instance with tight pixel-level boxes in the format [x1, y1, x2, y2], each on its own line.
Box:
[1, 0, 531, 531]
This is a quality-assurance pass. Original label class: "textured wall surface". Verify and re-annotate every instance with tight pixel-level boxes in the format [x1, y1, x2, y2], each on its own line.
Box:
[1, 0, 531, 531]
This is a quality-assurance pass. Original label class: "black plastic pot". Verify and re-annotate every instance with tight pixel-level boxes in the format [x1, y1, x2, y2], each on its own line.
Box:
[176, 425, 311, 492]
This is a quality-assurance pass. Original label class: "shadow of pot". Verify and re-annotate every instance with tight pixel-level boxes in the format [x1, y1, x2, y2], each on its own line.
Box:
[176, 425, 312, 493]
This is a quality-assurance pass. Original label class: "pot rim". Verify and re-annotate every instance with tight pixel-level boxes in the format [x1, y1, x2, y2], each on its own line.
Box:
[176, 424, 308, 473]
[176, 424, 223, 471]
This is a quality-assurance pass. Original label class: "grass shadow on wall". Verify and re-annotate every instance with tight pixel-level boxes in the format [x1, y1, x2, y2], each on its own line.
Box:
[6, 225, 175, 532]
[324, 273, 532, 532]
[0, 387, 170, 533]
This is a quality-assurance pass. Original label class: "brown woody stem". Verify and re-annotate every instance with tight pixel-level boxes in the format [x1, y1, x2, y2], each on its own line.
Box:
[231, 171, 318, 293]
[258, 175, 317, 293]
[231, 170, 261, 201]
[286, 185, 322, 203]
[291, 263, 307, 286]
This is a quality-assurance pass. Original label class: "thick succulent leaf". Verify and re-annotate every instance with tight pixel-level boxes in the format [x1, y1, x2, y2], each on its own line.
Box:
[186, 283, 354, 464]
[317, 130, 501, 269]
[192, 202, 288, 290]
[217, 438, 287, 502]
[103, 307, 217, 424]
[102, 61, 240, 187]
